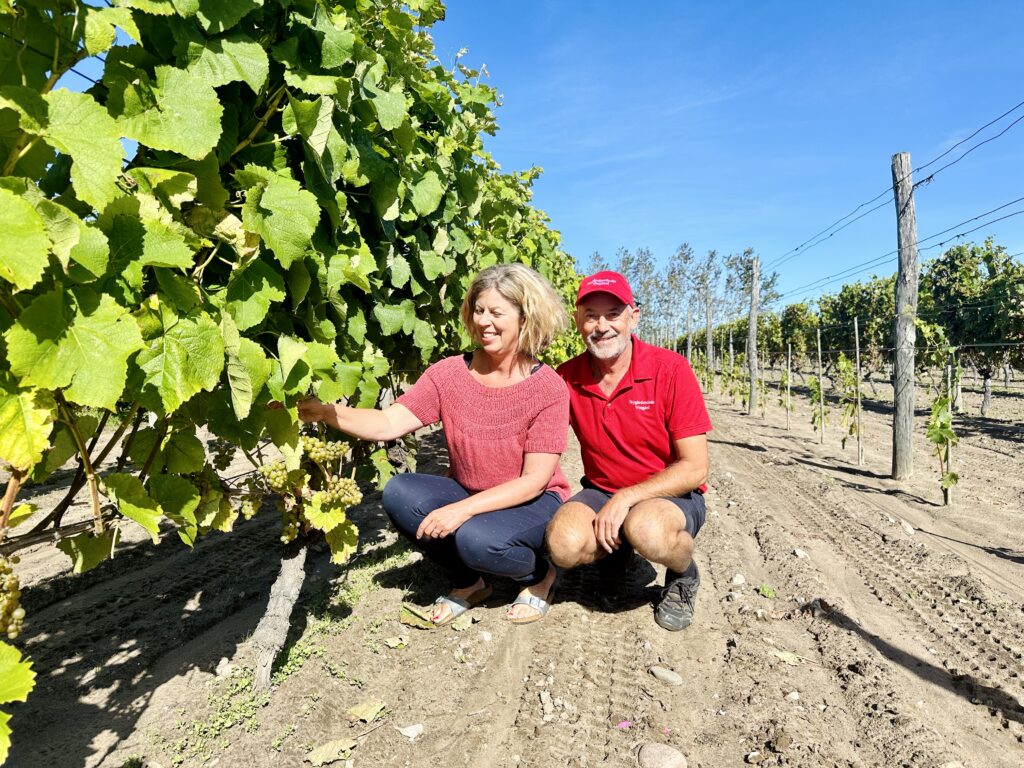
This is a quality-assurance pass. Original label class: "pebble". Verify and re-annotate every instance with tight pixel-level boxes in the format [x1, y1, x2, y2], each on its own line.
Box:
[726, 500, 736, 508]
[731, 574, 747, 586]
[785, 691, 801, 701]
[540, 690, 554, 720]
[793, 548, 809, 559]
[638, 743, 688, 768]
[722, 592, 743, 602]
[745, 750, 765, 764]
[481, 631, 493, 642]
[214, 658, 234, 678]
[649, 666, 683, 686]
[771, 731, 793, 752]
[901, 520, 915, 536]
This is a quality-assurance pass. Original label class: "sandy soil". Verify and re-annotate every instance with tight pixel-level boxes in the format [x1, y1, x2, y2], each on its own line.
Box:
[6, 382, 1024, 768]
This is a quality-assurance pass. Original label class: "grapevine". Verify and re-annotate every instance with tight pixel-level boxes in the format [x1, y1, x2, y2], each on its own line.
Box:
[834, 354, 859, 450]
[809, 375, 829, 434]
[0, 0, 583, 751]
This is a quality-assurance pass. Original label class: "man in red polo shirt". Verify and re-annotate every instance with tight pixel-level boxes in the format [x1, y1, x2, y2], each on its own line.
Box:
[547, 271, 712, 630]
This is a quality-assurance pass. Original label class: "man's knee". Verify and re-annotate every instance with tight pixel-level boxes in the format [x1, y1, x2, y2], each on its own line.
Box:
[624, 500, 692, 551]
[545, 506, 595, 568]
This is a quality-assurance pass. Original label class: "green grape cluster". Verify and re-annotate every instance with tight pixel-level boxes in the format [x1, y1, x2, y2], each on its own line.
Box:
[280, 507, 300, 544]
[301, 435, 346, 464]
[321, 477, 363, 508]
[259, 461, 289, 492]
[210, 438, 235, 471]
[240, 495, 262, 520]
[0, 555, 24, 640]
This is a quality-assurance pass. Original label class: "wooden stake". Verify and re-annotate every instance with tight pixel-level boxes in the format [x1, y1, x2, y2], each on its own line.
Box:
[854, 316, 864, 466]
[786, 342, 792, 431]
[891, 151, 920, 480]
[817, 324, 825, 444]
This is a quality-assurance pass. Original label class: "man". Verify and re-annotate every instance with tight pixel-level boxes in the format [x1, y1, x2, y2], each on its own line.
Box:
[546, 271, 712, 630]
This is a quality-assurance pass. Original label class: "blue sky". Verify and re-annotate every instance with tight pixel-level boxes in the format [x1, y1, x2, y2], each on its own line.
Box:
[430, 1, 1024, 304]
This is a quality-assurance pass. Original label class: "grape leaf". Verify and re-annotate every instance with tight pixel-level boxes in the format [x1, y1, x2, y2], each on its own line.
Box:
[225, 258, 286, 331]
[195, 0, 261, 33]
[372, 84, 408, 131]
[325, 518, 359, 565]
[163, 430, 206, 474]
[389, 253, 411, 288]
[4, 289, 144, 411]
[265, 406, 301, 470]
[0, 381, 55, 472]
[69, 225, 110, 279]
[412, 319, 436, 358]
[0, 642, 35, 704]
[186, 32, 269, 93]
[6, 504, 37, 529]
[137, 309, 225, 414]
[84, 6, 140, 55]
[148, 474, 201, 546]
[239, 169, 321, 268]
[304, 493, 347, 533]
[282, 95, 335, 157]
[411, 170, 443, 216]
[105, 473, 163, 542]
[56, 528, 118, 574]
[120, 66, 224, 161]
[0, 188, 50, 290]
[373, 301, 415, 336]
[42, 90, 125, 211]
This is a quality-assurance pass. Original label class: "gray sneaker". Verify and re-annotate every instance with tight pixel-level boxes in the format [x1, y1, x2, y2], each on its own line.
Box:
[655, 564, 699, 631]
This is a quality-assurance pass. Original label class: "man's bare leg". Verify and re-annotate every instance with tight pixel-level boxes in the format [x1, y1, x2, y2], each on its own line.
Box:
[621, 498, 694, 573]
[545, 502, 604, 568]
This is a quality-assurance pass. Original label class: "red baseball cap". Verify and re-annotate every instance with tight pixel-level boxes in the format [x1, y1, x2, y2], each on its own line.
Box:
[576, 270, 635, 307]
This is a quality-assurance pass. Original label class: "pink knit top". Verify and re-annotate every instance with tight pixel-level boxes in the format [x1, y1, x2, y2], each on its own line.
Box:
[397, 355, 571, 501]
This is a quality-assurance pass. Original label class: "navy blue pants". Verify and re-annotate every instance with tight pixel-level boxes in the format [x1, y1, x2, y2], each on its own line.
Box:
[382, 473, 561, 589]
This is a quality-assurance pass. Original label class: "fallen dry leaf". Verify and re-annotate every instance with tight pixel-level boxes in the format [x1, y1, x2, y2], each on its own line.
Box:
[305, 738, 357, 766]
[346, 698, 386, 723]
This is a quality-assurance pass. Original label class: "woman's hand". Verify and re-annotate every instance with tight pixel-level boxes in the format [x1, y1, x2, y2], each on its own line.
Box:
[296, 396, 328, 423]
[416, 504, 471, 539]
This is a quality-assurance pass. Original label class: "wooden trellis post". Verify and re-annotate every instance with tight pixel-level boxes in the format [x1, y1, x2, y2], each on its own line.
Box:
[854, 316, 864, 466]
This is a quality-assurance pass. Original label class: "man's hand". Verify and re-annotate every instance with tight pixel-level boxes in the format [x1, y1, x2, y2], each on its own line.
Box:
[417, 505, 471, 540]
[594, 493, 634, 554]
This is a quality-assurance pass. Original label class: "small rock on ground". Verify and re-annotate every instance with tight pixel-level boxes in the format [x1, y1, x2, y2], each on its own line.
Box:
[648, 665, 682, 686]
[638, 742, 688, 768]
[731, 573, 747, 586]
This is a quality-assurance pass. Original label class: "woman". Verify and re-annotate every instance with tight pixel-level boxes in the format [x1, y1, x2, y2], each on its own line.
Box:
[296, 263, 570, 625]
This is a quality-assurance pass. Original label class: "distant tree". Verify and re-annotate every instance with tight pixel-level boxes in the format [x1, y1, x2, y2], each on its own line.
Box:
[585, 250, 610, 275]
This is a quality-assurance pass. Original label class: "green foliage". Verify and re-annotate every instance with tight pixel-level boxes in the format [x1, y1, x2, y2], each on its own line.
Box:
[808, 375, 828, 433]
[926, 394, 958, 492]
[922, 239, 1024, 375]
[834, 354, 859, 450]
[0, 640, 35, 763]
[817, 275, 894, 377]
[0, 0, 581, 740]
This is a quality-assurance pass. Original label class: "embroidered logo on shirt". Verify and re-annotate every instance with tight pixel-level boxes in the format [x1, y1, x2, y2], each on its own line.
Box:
[629, 399, 655, 412]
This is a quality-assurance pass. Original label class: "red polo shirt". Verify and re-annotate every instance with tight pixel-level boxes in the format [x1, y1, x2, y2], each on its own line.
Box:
[556, 336, 712, 494]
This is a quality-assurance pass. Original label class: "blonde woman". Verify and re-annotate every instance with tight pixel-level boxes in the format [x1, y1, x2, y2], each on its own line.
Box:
[296, 264, 570, 625]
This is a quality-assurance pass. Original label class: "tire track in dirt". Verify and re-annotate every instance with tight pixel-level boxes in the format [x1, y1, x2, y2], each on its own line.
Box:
[710, 407, 1024, 762]
[497, 566, 657, 768]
